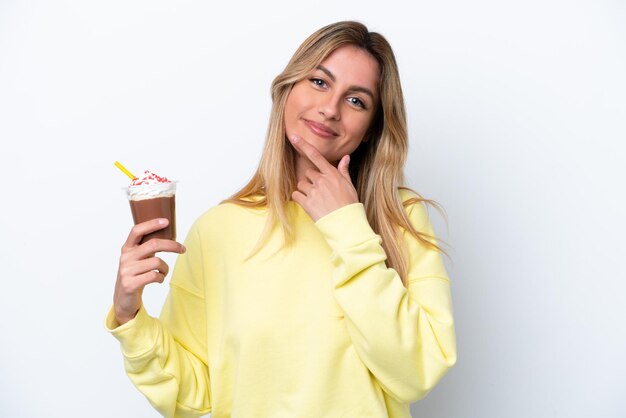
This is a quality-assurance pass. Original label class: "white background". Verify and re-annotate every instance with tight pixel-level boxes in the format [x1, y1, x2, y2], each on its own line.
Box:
[1, 1, 624, 417]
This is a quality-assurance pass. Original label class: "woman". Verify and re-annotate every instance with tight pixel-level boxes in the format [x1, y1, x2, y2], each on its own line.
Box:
[107, 21, 457, 418]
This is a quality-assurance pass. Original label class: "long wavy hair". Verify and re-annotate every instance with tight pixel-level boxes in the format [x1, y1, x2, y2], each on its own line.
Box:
[223, 21, 447, 287]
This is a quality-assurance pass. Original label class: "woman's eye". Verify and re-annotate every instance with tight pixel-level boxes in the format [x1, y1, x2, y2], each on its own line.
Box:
[348, 97, 367, 109]
[310, 78, 326, 88]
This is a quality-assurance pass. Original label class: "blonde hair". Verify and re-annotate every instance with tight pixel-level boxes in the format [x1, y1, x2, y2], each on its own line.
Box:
[223, 21, 447, 287]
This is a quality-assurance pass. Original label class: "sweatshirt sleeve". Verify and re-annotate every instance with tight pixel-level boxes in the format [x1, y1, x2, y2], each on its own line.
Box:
[314, 198, 457, 404]
[105, 224, 211, 418]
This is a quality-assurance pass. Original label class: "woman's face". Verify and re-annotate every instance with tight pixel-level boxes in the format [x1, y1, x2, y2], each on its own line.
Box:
[284, 45, 380, 165]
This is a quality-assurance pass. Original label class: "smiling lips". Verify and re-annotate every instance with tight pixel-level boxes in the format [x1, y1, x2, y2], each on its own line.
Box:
[304, 119, 339, 139]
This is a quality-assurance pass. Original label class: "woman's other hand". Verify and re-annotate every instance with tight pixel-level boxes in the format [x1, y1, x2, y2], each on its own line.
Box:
[113, 218, 186, 325]
[290, 135, 359, 221]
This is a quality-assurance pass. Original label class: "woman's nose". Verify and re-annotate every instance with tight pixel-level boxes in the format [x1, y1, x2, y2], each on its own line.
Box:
[318, 95, 341, 121]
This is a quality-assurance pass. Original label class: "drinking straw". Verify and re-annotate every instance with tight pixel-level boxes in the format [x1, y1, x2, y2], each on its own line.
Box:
[114, 161, 137, 180]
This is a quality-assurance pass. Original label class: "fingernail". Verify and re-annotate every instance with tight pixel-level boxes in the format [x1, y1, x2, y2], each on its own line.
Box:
[182, 245, 187, 253]
[290, 135, 300, 143]
[158, 218, 168, 225]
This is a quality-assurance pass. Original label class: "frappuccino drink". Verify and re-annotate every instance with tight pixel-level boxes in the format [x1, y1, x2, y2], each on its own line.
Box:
[126, 170, 176, 244]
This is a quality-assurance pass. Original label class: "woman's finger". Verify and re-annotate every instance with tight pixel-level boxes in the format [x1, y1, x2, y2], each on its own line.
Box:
[132, 270, 167, 290]
[291, 190, 307, 206]
[296, 180, 314, 196]
[303, 168, 322, 183]
[130, 238, 186, 260]
[117, 269, 166, 294]
[289, 135, 334, 174]
[120, 257, 170, 278]
[337, 155, 352, 182]
[122, 218, 169, 251]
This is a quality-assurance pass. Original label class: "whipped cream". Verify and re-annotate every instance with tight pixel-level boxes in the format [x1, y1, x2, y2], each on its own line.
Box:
[131, 170, 171, 186]
[126, 170, 176, 200]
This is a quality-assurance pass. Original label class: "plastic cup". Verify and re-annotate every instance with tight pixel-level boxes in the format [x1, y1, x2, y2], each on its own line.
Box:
[125, 182, 177, 244]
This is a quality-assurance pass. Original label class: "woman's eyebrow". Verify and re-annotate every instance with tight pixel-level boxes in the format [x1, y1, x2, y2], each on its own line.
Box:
[316, 65, 336, 82]
[315, 65, 376, 101]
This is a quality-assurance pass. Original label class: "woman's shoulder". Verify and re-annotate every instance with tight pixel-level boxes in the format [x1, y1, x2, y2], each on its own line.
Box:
[398, 187, 427, 211]
[397, 187, 436, 230]
[398, 186, 420, 203]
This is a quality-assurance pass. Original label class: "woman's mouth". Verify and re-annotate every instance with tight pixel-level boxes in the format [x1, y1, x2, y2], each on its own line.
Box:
[303, 119, 339, 139]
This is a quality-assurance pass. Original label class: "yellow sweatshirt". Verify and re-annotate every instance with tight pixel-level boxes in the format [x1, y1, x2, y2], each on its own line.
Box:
[105, 189, 456, 418]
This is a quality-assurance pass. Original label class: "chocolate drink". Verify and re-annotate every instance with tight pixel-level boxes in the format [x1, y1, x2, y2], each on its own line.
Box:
[129, 196, 176, 244]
